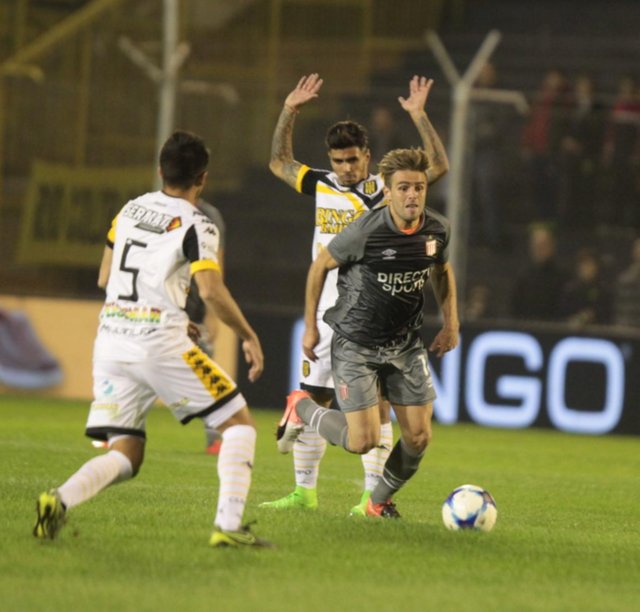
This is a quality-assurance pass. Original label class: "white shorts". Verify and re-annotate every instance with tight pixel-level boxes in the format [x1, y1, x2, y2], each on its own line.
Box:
[86, 344, 246, 441]
[299, 317, 334, 394]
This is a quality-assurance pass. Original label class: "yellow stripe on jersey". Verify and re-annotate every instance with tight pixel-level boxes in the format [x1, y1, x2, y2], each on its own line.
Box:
[106, 214, 119, 246]
[295, 164, 311, 193]
[316, 183, 367, 214]
[183, 346, 236, 401]
[190, 259, 220, 274]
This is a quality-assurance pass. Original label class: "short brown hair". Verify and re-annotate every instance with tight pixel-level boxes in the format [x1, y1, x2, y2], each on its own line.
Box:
[377, 147, 429, 186]
[160, 130, 209, 189]
[325, 121, 369, 150]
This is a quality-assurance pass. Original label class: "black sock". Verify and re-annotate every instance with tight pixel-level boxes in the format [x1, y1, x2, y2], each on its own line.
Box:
[370, 439, 425, 504]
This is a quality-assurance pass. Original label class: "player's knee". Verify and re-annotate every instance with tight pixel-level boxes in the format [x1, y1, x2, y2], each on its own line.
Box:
[350, 440, 375, 454]
[407, 429, 431, 454]
[348, 432, 378, 454]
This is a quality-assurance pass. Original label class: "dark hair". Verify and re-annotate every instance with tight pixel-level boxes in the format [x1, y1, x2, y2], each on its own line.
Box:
[377, 147, 429, 186]
[325, 121, 369, 151]
[159, 130, 209, 189]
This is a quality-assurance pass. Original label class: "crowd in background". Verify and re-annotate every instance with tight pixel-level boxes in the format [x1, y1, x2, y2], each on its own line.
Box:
[465, 66, 640, 328]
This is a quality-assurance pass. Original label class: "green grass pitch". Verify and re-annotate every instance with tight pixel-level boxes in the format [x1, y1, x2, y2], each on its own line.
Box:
[1, 395, 639, 611]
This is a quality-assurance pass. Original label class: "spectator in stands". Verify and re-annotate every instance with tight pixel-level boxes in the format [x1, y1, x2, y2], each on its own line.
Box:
[560, 248, 612, 327]
[464, 284, 491, 322]
[614, 237, 640, 327]
[602, 75, 640, 228]
[522, 69, 572, 221]
[368, 105, 404, 168]
[470, 62, 509, 249]
[558, 75, 606, 228]
[510, 224, 567, 321]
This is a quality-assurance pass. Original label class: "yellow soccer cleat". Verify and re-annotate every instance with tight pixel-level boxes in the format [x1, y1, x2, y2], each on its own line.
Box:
[33, 489, 67, 540]
[209, 523, 273, 549]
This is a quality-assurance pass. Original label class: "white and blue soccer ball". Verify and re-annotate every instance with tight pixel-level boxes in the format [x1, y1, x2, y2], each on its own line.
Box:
[442, 484, 498, 532]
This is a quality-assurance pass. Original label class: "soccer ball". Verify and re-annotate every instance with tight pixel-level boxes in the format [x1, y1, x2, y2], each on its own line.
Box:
[442, 484, 497, 532]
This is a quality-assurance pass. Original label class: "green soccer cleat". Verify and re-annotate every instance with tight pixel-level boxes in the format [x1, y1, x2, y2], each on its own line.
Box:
[259, 486, 318, 510]
[209, 524, 273, 549]
[349, 490, 372, 517]
[33, 489, 67, 540]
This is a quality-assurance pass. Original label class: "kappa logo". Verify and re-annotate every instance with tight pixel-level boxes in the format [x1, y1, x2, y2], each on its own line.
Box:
[362, 179, 378, 195]
[302, 360, 311, 378]
[382, 248, 397, 260]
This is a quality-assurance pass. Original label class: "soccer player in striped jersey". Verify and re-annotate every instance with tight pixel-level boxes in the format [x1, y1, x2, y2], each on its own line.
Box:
[33, 131, 271, 548]
[262, 73, 448, 515]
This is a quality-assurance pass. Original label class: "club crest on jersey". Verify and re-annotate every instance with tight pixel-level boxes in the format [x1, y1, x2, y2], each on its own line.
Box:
[426, 237, 437, 256]
[302, 360, 311, 378]
[166, 216, 182, 232]
[362, 180, 377, 195]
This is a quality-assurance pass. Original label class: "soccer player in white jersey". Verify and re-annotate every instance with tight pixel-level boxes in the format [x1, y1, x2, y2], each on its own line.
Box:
[263, 73, 449, 515]
[33, 131, 271, 548]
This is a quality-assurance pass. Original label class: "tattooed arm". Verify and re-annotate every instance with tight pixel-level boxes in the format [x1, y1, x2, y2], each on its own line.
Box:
[398, 76, 450, 185]
[269, 73, 324, 190]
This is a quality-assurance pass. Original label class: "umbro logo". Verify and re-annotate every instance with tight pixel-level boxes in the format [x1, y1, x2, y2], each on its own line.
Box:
[382, 248, 397, 260]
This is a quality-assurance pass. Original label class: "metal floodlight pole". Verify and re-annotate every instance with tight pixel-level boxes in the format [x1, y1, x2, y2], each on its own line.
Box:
[425, 30, 503, 309]
[119, 0, 188, 190]
[156, 0, 179, 183]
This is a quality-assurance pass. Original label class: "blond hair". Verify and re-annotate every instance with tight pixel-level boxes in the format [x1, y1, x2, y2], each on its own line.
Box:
[377, 147, 429, 187]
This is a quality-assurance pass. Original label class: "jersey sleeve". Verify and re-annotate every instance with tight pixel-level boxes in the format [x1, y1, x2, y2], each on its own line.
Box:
[326, 216, 368, 264]
[437, 220, 451, 264]
[297, 166, 327, 196]
[105, 214, 119, 248]
[183, 217, 221, 275]
[197, 200, 226, 251]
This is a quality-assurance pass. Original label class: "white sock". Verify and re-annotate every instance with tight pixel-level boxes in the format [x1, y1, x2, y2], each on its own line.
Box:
[214, 424, 256, 532]
[293, 426, 327, 489]
[57, 450, 133, 509]
[361, 422, 393, 493]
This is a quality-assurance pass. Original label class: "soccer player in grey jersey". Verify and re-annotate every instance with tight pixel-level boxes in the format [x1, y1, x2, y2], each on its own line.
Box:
[277, 148, 459, 518]
[264, 73, 449, 515]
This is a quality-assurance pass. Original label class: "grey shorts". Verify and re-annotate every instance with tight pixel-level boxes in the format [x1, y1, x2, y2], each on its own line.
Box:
[331, 332, 437, 413]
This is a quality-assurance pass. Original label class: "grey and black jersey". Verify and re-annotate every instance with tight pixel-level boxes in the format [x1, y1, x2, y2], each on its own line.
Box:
[324, 205, 450, 348]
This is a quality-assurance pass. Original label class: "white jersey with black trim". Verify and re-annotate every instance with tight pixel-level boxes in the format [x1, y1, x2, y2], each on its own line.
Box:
[295, 165, 385, 313]
[94, 190, 221, 362]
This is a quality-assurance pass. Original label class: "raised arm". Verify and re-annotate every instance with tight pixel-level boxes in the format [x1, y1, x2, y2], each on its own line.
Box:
[428, 262, 460, 358]
[269, 73, 324, 189]
[398, 76, 450, 185]
[303, 247, 339, 361]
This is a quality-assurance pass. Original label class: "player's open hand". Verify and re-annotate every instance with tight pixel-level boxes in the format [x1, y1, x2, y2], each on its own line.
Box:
[284, 73, 323, 111]
[242, 337, 264, 382]
[398, 75, 434, 114]
[429, 326, 459, 358]
[302, 324, 320, 362]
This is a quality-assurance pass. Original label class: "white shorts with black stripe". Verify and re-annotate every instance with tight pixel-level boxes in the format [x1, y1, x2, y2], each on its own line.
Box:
[86, 344, 246, 441]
